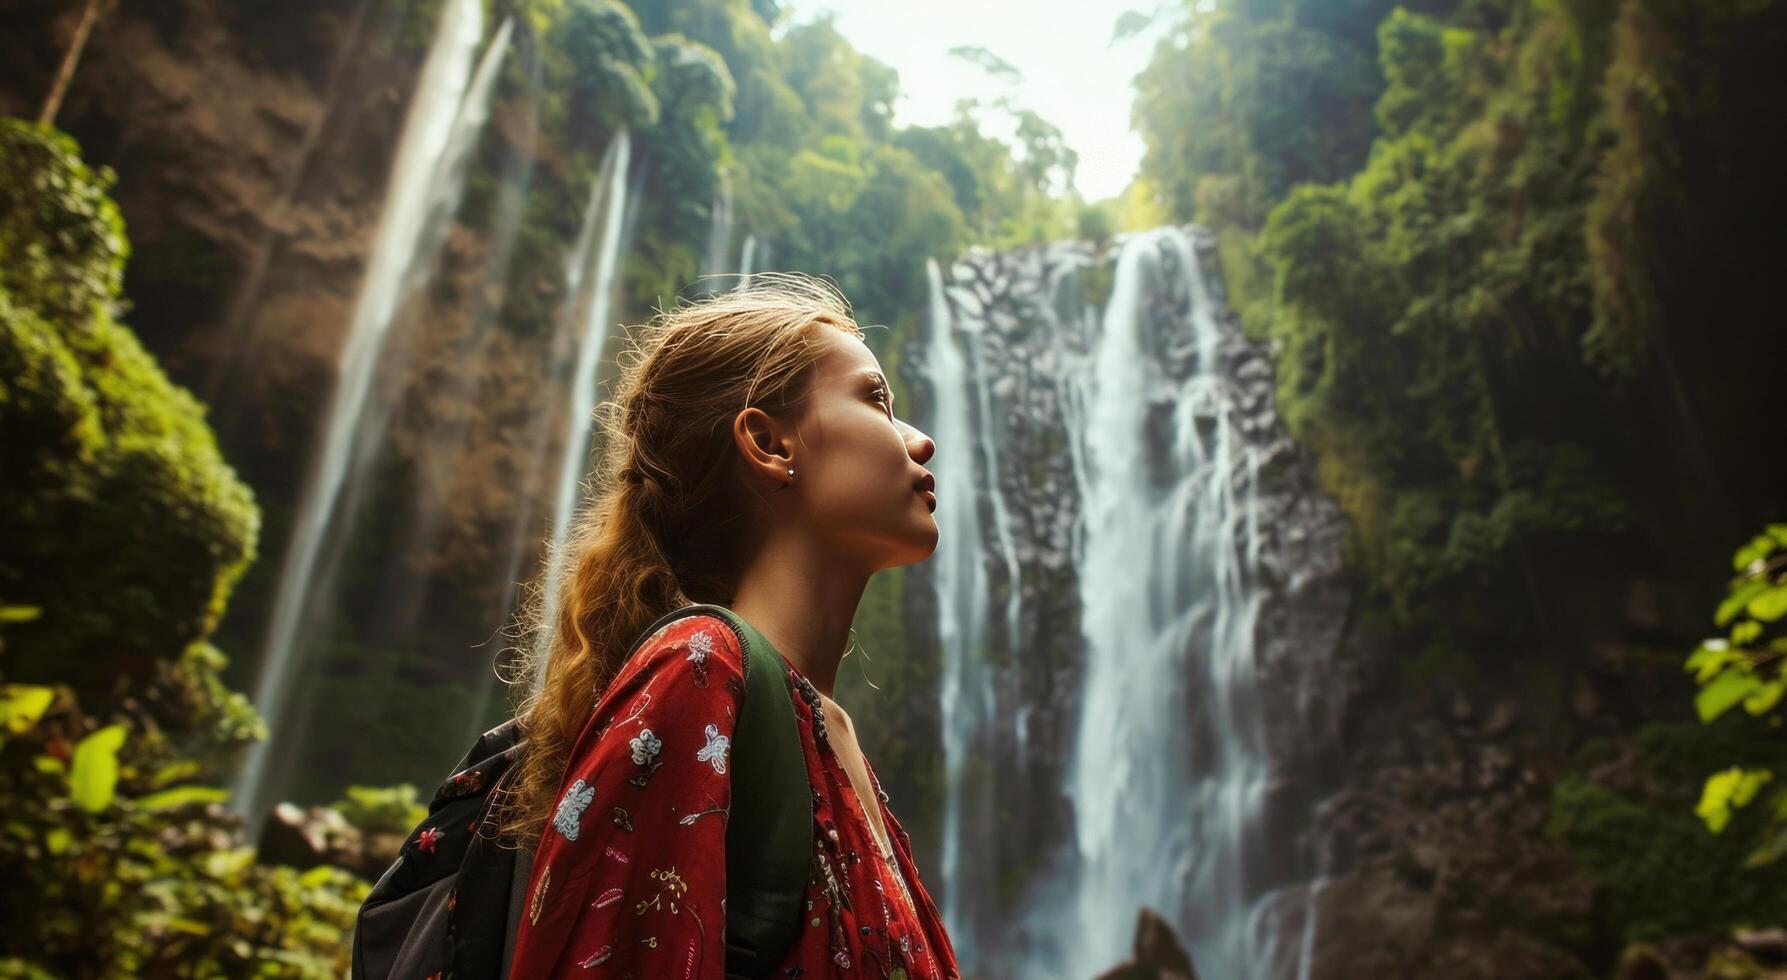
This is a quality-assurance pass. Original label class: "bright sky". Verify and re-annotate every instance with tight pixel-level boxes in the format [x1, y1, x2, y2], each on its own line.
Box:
[781, 1, 1166, 202]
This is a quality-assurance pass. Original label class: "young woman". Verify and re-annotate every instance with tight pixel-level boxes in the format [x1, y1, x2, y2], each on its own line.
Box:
[500, 273, 959, 977]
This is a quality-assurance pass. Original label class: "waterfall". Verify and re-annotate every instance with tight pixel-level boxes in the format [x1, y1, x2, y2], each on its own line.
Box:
[924, 259, 999, 962]
[1059, 227, 1269, 977]
[702, 174, 734, 283]
[528, 132, 635, 689]
[343, 15, 514, 480]
[963, 319, 1023, 657]
[229, 0, 504, 825]
[738, 233, 758, 290]
[920, 228, 1348, 979]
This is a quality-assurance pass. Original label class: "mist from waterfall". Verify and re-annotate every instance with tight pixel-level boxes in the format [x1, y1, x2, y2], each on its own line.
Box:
[528, 131, 635, 689]
[229, 0, 509, 825]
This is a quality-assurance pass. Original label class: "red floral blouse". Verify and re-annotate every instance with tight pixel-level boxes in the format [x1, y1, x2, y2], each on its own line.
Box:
[508, 613, 961, 979]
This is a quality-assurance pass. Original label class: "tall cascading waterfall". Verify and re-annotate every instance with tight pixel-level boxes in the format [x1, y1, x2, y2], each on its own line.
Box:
[1061, 226, 1272, 978]
[527, 131, 634, 688]
[335, 16, 514, 504]
[917, 227, 1351, 979]
[922, 260, 1002, 963]
[230, 0, 507, 825]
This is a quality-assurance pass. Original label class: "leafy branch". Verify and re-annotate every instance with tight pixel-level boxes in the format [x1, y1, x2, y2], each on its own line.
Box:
[1687, 523, 1787, 865]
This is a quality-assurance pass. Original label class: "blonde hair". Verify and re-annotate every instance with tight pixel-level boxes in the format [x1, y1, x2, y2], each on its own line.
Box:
[498, 272, 863, 845]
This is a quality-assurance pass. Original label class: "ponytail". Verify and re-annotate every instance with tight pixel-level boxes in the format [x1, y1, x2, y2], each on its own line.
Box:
[495, 273, 863, 847]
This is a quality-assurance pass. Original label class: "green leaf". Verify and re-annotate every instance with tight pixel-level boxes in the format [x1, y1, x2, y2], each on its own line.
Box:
[204, 847, 254, 878]
[0, 604, 42, 624]
[1735, 533, 1779, 571]
[1718, 578, 1768, 625]
[1746, 680, 1787, 716]
[1697, 668, 1764, 723]
[0, 684, 55, 733]
[1732, 619, 1764, 645]
[1748, 585, 1787, 623]
[149, 758, 202, 789]
[1697, 767, 1773, 833]
[298, 864, 337, 889]
[45, 827, 72, 856]
[1686, 640, 1738, 682]
[68, 723, 127, 813]
[33, 754, 64, 776]
[134, 785, 230, 811]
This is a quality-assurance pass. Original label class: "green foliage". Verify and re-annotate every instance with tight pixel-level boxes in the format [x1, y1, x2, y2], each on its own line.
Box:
[67, 722, 126, 813]
[1076, 202, 1115, 245]
[1548, 771, 1787, 942]
[1135, 0, 1663, 618]
[1581, 0, 1680, 379]
[1133, 0, 1387, 226]
[0, 125, 369, 975]
[557, 0, 660, 135]
[539, 0, 1062, 330]
[0, 121, 259, 714]
[1684, 523, 1787, 864]
[332, 783, 429, 836]
[0, 120, 128, 325]
[0, 680, 367, 977]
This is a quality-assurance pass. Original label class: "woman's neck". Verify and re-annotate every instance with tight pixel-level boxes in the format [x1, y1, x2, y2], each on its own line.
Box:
[729, 533, 871, 699]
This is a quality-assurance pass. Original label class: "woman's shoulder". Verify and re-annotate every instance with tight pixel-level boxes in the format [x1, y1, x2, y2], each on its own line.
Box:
[567, 611, 750, 777]
[632, 611, 745, 669]
[600, 610, 748, 705]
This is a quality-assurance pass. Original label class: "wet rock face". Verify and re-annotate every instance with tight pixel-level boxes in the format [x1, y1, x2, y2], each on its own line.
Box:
[5, 0, 391, 387]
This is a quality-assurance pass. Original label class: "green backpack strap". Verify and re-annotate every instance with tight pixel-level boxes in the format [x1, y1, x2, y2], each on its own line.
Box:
[644, 603, 812, 978]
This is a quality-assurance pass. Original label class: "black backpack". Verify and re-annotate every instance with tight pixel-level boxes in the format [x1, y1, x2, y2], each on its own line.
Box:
[351, 603, 814, 979]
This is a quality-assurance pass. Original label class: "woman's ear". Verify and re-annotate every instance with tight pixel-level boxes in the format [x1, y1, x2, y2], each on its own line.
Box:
[732, 407, 793, 488]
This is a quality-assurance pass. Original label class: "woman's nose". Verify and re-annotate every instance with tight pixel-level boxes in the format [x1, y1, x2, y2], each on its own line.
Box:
[900, 420, 935, 464]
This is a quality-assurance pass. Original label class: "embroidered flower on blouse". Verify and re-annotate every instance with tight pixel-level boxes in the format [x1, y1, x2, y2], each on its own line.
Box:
[629, 728, 662, 766]
[697, 722, 731, 774]
[628, 728, 665, 788]
[553, 778, 594, 842]
[416, 827, 443, 854]
[686, 629, 714, 686]
[451, 768, 482, 794]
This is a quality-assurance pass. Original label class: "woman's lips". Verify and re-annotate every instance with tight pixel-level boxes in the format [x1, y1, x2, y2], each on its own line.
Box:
[919, 489, 937, 512]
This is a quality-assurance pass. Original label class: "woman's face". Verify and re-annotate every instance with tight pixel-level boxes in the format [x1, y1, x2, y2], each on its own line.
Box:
[751, 328, 939, 572]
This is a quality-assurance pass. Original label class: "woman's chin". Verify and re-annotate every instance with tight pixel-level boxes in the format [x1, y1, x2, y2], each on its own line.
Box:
[911, 513, 940, 556]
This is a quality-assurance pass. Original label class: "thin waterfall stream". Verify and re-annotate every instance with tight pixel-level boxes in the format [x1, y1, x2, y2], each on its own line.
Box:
[230, 0, 509, 825]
